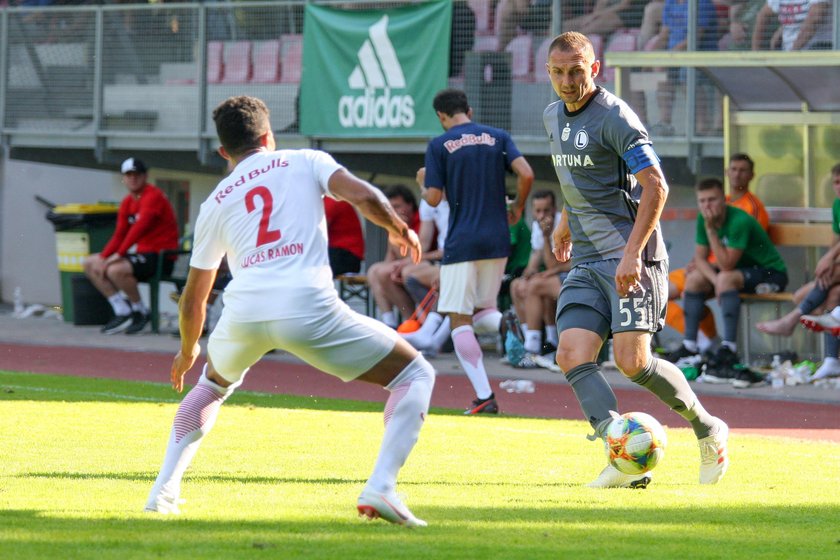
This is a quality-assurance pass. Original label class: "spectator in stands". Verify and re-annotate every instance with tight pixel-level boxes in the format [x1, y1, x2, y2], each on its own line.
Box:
[421, 88, 533, 415]
[450, 1, 476, 77]
[495, 0, 555, 52]
[324, 197, 365, 277]
[83, 157, 180, 335]
[718, 0, 767, 50]
[752, 0, 833, 51]
[367, 184, 421, 328]
[637, 0, 665, 49]
[648, 0, 719, 136]
[562, 0, 649, 37]
[509, 190, 570, 360]
[756, 163, 840, 336]
[666, 177, 787, 384]
[666, 153, 769, 350]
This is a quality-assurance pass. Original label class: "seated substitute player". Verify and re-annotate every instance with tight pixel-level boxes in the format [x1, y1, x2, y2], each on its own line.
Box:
[544, 32, 728, 488]
[144, 96, 435, 528]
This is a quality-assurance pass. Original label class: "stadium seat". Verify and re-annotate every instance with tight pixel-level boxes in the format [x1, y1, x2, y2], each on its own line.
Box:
[506, 34, 533, 81]
[534, 36, 552, 83]
[279, 34, 303, 84]
[207, 40, 224, 84]
[473, 34, 498, 52]
[221, 41, 252, 84]
[601, 30, 638, 83]
[251, 39, 281, 83]
[469, 0, 494, 34]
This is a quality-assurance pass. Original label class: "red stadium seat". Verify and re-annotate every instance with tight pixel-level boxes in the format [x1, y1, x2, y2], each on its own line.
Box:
[534, 36, 552, 83]
[506, 34, 533, 81]
[207, 40, 224, 84]
[251, 39, 281, 83]
[600, 31, 637, 83]
[221, 41, 252, 84]
[279, 34, 303, 84]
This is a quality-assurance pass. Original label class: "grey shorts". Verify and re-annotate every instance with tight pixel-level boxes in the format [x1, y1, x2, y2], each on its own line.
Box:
[556, 259, 668, 339]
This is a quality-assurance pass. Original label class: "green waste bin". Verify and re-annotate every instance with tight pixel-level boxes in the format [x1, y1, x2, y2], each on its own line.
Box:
[46, 203, 119, 324]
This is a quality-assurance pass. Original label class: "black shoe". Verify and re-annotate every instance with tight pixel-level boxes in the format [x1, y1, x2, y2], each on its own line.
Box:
[101, 313, 133, 334]
[665, 344, 699, 364]
[124, 311, 150, 335]
[714, 346, 739, 368]
[464, 394, 499, 415]
[731, 366, 766, 389]
[540, 341, 558, 356]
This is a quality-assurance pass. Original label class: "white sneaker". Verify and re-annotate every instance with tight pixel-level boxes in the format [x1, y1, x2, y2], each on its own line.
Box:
[357, 489, 427, 527]
[532, 353, 561, 372]
[144, 493, 184, 514]
[587, 464, 652, 489]
[698, 418, 729, 485]
[811, 357, 840, 381]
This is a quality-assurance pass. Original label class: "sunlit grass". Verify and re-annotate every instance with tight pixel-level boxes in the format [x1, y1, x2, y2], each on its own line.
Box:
[1, 371, 838, 559]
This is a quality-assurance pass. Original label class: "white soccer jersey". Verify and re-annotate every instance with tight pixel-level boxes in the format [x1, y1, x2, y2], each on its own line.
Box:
[191, 149, 343, 322]
[419, 199, 450, 251]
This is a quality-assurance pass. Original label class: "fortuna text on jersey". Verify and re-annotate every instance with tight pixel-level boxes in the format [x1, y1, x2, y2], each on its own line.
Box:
[551, 153, 594, 168]
[339, 15, 415, 129]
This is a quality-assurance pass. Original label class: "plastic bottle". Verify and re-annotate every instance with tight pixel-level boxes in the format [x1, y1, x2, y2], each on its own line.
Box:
[770, 355, 784, 389]
[13, 287, 23, 315]
[500, 379, 536, 393]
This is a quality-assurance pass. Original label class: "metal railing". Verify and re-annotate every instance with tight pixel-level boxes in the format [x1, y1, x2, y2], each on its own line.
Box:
[0, 1, 835, 164]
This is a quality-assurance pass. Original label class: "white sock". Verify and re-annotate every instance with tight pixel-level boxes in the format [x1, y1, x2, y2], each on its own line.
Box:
[451, 325, 492, 399]
[365, 355, 435, 494]
[400, 312, 443, 349]
[831, 306, 840, 321]
[473, 308, 502, 335]
[108, 294, 130, 316]
[429, 316, 452, 350]
[722, 340, 737, 352]
[524, 329, 542, 354]
[381, 310, 398, 329]
[683, 340, 698, 353]
[545, 325, 558, 346]
[130, 300, 147, 314]
[697, 331, 713, 352]
[146, 366, 240, 508]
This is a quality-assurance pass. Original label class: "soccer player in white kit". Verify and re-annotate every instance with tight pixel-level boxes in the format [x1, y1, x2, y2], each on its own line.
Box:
[144, 96, 435, 527]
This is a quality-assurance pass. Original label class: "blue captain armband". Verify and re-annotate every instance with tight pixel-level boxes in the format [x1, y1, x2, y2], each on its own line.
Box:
[622, 144, 659, 174]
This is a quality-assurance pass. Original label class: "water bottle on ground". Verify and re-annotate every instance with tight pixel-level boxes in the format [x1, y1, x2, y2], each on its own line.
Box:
[500, 379, 535, 393]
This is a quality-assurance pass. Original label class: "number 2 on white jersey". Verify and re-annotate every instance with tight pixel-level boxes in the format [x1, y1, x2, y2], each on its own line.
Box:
[245, 186, 281, 247]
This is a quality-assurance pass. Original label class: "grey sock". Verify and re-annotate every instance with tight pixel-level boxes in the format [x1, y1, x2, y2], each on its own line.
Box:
[630, 357, 716, 439]
[565, 362, 617, 436]
[800, 285, 829, 315]
[825, 333, 839, 359]
[683, 291, 707, 343]
[719, 290, 741, 344]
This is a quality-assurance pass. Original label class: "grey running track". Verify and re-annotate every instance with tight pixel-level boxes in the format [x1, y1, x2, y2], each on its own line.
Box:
[1, 342, 838, 442]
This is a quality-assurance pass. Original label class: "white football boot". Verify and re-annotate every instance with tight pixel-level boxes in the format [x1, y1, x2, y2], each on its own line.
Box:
[357, 489, 427, 527]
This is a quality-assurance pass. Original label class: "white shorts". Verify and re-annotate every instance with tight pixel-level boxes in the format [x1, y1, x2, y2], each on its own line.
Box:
[208, 298, 398, 384]
[438, 258, 507, 315]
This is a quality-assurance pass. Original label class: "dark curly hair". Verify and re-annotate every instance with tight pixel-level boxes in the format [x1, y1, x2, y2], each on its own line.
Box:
[212, 96, 271, 158]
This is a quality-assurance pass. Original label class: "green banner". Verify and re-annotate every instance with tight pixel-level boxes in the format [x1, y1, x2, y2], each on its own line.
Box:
[300, 2, 451, 137]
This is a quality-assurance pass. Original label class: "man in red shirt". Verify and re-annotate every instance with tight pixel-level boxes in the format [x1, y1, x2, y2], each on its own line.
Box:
[324, 197, 365, 277]
[83, 157, 179, 334]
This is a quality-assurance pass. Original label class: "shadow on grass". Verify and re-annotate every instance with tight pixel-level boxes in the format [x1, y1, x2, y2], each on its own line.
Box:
[1, 504, 838, 559]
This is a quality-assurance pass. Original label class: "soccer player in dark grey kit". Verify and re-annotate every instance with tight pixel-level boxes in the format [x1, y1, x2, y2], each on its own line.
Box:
[543, 32, 729, 487]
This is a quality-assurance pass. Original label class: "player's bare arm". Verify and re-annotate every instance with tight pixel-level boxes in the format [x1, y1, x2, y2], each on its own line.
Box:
[615, 165, 667, 295]
[171, 266, 216, 392]
[329, 168, 422, 264]
[509, 156, 534, 225]
[552, 207, 572, 263]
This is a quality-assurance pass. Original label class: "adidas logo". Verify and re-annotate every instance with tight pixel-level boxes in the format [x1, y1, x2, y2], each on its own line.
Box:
[339, 15, 415, 129]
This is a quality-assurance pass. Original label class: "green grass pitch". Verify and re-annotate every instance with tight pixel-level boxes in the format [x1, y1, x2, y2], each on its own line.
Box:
[0, 370, 838, 559]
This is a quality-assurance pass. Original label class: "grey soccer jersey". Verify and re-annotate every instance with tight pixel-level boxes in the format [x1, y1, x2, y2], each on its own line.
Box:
[543, 87, 668, 265]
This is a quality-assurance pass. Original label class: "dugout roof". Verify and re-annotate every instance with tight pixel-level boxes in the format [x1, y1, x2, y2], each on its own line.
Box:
[605, 51, 840, 113]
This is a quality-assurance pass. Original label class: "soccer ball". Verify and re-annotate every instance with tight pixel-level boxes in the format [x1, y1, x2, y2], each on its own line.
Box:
[605, 411, 667, 475]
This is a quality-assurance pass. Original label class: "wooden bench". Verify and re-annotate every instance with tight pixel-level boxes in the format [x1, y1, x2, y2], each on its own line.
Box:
[336, 273, 373, 317]
[740, 222, 833, 360]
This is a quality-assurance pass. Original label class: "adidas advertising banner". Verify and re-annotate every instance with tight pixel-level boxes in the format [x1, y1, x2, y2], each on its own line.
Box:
[300, 2, 451, 137]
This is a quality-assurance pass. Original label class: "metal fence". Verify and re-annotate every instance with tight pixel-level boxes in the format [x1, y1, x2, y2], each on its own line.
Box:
[0, 1, 837, 162]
